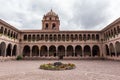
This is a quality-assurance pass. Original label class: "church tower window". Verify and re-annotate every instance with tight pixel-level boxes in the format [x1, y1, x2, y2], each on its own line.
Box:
[45, 23, 48, 30]
[52, 23, 56, 30]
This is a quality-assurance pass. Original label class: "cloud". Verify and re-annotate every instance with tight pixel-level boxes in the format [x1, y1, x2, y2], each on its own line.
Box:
[68, 0, 110, 30]
[0, 0, 120, 30]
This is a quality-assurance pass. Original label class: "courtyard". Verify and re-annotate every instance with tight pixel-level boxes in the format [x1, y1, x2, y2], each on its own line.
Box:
[0, 60, 120, 80]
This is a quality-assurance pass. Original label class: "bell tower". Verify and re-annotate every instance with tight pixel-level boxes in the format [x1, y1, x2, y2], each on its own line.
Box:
[42, 9, 60, 31]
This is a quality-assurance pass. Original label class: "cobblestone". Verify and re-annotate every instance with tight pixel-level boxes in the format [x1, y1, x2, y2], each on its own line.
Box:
[0, 60, 120, 80]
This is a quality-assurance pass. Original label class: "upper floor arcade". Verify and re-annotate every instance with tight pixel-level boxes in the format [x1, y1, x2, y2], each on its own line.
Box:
[21, 31, 101, 43]
[101, 18, 120, 42]
[0, 19, 19, 42]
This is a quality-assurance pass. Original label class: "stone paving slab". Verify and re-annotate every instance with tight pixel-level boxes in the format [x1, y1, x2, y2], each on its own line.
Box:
[0, 60, 120, 80]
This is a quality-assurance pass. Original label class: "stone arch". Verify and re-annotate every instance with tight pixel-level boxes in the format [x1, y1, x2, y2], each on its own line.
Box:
[115, 41, 120, 56]
[23, 45, 30, 57]
[111, 29, 113, 37]
[15, 33, 18, 39]
[117, 26, 120, 34]
[62, 34, 65, 41]
[0, 26, 4, 34]
[83, 34, 86, 41]
[67, 45, 74, 57]
[45, 34, 48, 41]
[66, 34, 69, 41]
[84, 45, 91, 56]
[0, 42, 6, 56]
[75, 34, 78, 41]
[75, 45, 82, 56]
[105, 44, 109, 56]
[87, 34, 90, 40]
[6, 43, 12, 56]
[28, 35, 31, 41]
[36, 34, 40, 41]
[32, 35, 36, 41]
[79, 34, 82, 41]
[32, 45, 39, 57]
[96, 34, 99, 41]
[23, 35, 27, 41]
[92, 45, 100, 57]
[58, 34, 61, 41]
[53, 34, 57, 41]
[71, 34, 74, 42]
[40, 45, 48, 57]
[12, 45, 17, 56]
[49, 34, 52, 41]
[11, 31, 13, 38]
[8, 30, 10, 36]
[109, 43, 115, 56]
[114, 27, 117, 35]
[41, 34, 44, 40]
[92, 34, 95, 40]
[49, 45, 56, 57]
[58, 45, 65, 57]
[4, 28, 7, 35]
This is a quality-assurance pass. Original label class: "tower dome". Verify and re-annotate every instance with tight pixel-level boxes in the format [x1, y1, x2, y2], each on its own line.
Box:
[46, 9, 58, 16]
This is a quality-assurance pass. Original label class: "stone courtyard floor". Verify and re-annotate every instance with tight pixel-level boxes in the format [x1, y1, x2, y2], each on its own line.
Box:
[0, 60, 120, 80]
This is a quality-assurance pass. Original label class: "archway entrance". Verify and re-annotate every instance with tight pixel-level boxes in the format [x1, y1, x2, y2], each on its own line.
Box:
[40, 46, 48, 57]
[6, 44, 12, 56]
[67, 45, 74, 57]
[12, 45, 17, 56]
[75, 45, 82, 57]
[105, 44, 109, 56]
[109, 43, 115, 56]
[92, 45, 100, 57]
[84, 45, 91, 57]
[0, 42, 6, 56]
[49, 45, 56, 57]
[32, 45, 39, 57]
[115, 41, 120, 56]
[23, 45, 30, 57]
[58, 45, 65, 58]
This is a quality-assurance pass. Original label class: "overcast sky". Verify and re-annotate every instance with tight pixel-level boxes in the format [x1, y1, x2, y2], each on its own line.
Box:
[0, 0, 120, 30]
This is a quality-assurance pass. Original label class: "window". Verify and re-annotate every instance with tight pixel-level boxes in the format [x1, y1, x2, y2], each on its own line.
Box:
[49, 17, 51, 20]
[52, 23, 56, 30]
[45, 23, 48, 29]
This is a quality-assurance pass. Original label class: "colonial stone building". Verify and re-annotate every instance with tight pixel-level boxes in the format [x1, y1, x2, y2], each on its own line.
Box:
[0, 10, 120, 60]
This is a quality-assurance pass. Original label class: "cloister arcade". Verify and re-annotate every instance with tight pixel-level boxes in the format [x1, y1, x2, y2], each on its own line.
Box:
[22, 44, 101, 58]
[105, 41, 120, 57]
[0, 42, 17, 57]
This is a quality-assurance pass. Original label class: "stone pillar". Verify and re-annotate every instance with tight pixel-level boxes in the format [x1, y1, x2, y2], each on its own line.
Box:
[56, 48, 58, 57]
[47, 49, 49, 57]
[39, 49, 40, 57]
[4, 49, 6, 57]
[91, 47, 93, 57]
[65, 50, 67, 57]
[109, 47, 111, 57]
[73, 50, 75, 57]
[114, 47, 117, 57]
[82, 48, 84, 57]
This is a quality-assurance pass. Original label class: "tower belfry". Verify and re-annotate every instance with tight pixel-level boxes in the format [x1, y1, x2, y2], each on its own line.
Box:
[42, 9, 60, 31]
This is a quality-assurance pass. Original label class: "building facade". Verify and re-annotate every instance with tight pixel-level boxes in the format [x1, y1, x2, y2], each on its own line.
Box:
[0, 10, 120, 60]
